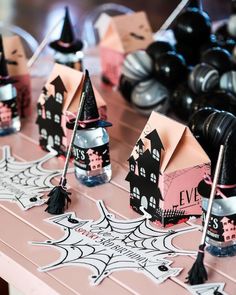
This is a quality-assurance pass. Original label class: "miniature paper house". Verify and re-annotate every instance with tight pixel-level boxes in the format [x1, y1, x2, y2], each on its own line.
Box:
[96, 11, 153, 86]
[36, 63, 107, 155]
[126, 111, 210, 227]
[3, 35, 31, 118]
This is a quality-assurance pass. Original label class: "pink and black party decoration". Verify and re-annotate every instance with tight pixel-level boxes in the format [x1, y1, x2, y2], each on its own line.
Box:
[189, 107, 236, 257]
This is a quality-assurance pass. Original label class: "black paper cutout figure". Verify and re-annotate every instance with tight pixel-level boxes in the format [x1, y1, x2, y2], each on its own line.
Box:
[36, 75, 67, 154]
[130, 32, 145, 40]
[135, 138, 145, 155]
[126, 129, 191, 226]
[126, 129, 164, 222]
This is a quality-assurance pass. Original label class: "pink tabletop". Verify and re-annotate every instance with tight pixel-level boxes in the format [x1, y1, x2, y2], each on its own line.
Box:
[0, 51, 235, 295]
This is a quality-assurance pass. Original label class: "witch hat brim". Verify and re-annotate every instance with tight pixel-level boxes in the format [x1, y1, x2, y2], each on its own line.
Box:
[49, 39, 83, 53]
[66, 118, 112, 130]
[49, 7, 83, 53]
[0, 77, 17, 86]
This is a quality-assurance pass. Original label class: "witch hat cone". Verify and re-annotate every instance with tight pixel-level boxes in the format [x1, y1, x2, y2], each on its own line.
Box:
[188, 0, 202, 9]
[67, 69, 112, 130]
[0, 35, 16, 85]
[49, 6, 83, 53]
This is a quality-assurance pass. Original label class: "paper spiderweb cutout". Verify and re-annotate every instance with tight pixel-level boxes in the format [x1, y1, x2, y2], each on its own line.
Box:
[187, 282, 228, 295]
[31, 200, 200, 285]
[0, 145, 62, 210]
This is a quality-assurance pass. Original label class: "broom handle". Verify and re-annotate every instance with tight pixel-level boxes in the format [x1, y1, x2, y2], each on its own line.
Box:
[158, 0, 190, 32]
[27, 17, 63, 68]
[61, 92, 86, 183]
[201, 145, 225, 245]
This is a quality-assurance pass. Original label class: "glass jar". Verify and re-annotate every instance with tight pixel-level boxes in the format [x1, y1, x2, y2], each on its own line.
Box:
[202, 196, 236, 256]
[0, 84, 20, 136]
[54, 51, 83, 71]
[72, 127, 112, 187]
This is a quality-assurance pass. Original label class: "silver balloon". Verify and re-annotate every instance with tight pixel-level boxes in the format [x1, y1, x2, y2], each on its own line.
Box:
[228, 15, 236, 38]
[122, 50, 153, 82]
[220, 71, 236, 94]
[131, 78, 169, 115]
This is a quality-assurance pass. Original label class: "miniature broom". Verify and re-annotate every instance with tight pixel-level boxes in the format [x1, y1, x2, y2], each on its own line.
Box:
[45, 75, 87, 214]
[186, 145, 225, 285]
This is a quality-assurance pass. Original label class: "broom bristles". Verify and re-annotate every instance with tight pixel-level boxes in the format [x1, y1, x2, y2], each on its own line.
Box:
[45, 185, 71, 215]
[186, 244, 208, 285]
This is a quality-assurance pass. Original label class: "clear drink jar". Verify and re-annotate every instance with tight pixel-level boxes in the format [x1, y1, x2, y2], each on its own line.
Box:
[54, 51, 83, 71]
[72, 127, 112, 187]
[0, 84, 20, 136]
[202, 196, 236, 256]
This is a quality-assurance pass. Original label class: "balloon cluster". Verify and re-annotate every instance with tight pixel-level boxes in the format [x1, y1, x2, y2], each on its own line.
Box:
[189, 107, 236, 168]
[119, 1, 236, 119]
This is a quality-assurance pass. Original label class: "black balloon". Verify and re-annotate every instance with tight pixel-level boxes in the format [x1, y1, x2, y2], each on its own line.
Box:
[199, 34, 218, 55]
[201, 47, 232, 74]
[146, 41, 174, 61]
[188, 107, 215, 146]
[175, 42, 200, 66]
[189, 107, 236, 176]
[173, 8, 212, 45]
[118, 75, 138, 102]
[215, 23, 233, 42]
[170, 82, 196, 121]
[188, 63, 219, 94]
[154, 51, 187, 88]
[192, 90, 236, 115]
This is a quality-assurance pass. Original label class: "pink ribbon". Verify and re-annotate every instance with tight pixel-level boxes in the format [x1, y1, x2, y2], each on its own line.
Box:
[204, 174, 236, 199]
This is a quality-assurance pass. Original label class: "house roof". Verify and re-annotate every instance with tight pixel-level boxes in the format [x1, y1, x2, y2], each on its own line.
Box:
[37, 64, 106, 114]
[131, 111, 210, 173]
[97, 11, 153, 53]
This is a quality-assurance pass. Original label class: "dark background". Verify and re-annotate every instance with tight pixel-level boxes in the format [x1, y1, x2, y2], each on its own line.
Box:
[0, 0, 232, 42]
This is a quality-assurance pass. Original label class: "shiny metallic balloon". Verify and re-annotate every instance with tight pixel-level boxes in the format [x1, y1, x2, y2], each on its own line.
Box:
[220, 71, 236, 94]
[131, 78, 169, 115]
[122, 50, 153, 82]
[188, 63, 219, 94]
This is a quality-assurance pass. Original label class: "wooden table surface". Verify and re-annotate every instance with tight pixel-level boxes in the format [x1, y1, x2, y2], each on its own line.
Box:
[0, 51, 235, 295]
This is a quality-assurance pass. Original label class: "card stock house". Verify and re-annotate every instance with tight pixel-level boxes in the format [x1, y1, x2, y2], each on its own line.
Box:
[126, 111, 210, 227]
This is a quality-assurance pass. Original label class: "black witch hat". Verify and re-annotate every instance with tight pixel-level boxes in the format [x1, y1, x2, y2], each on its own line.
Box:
[0, 35, 16, 86]
[188, 0, 202, 9]
[67, 69, 112, 130]
[49, 7, 83, 54]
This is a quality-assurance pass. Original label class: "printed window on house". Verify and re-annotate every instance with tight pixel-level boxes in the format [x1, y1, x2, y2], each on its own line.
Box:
[54, 135, 60, 145]
[130, 164, 135, 172]
[41, 128, 47, 139]
[140, 167, 146, 177]
[46, 110, 51, 119]
[150, 173, 156, 183]
[150, 196, 156, 208]
[153, 148, 160, 161]
[133, 187, 140, 199]
[56, 93, 63, 103]
[139, 148, 143, 155]
[54, 114, 60, 123]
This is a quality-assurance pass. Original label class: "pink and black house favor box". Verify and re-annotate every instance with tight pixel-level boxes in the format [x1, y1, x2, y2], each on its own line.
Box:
[36, 64, 107, 155]
[96, 11, 153, 86]
[126, 111, 210, 227]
